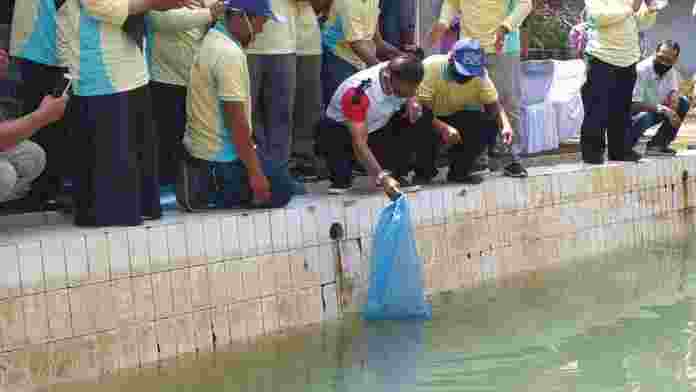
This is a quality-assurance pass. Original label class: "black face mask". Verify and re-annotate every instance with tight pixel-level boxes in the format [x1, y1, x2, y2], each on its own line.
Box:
[654, 61, 672, 77]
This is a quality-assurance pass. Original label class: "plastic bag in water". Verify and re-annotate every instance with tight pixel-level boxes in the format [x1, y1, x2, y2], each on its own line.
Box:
[363, 195, 432, 321]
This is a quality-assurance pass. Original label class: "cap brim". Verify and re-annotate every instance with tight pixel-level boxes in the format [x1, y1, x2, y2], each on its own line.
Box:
[453, 61, 483, 78]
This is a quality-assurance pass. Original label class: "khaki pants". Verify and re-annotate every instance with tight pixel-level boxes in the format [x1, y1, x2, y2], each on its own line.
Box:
[0, 141, 46, 203]
[485, 54, 522, 166]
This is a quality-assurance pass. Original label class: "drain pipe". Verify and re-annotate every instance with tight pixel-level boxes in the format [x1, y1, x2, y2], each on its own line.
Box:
[330, 222, 346, 316]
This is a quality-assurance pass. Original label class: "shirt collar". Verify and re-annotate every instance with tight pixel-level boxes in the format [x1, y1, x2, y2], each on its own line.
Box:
[212, 22, 242, 48]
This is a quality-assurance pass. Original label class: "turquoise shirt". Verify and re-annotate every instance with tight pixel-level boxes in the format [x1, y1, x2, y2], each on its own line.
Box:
[10, 0, 59, 66]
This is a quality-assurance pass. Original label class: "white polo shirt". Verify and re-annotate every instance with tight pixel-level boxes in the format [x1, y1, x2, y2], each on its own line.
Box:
[632, 56, 680, 106]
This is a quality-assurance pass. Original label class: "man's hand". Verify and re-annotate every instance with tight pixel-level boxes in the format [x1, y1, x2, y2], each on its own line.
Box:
[209, 0, 224, 21]
[501, 127, 513, 145]
[35, 95, 69, 126]
[403, 98, 423, 124]
[441, 125, 462, 145]
[495, 25, 509, 54]
[381, 175, 401, 200]
[0, 49, 9, 80]
[249, 172, 272, 204]
[664, 107, 682, 129]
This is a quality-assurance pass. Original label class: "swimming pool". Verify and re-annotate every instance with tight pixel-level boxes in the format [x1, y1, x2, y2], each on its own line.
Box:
[49, 211, 696, 392]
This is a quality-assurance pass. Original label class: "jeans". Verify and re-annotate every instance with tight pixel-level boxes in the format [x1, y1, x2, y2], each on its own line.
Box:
[321, 49, 358, 110]
[580, 56, 637, 161]
[485, 54, 522, 165]
[293, 55, 322, 158]
[315, 109, 438, 186]
[248, 54, 297, 166]
[0, 141, 46, 203]
[626, 96, 690, 150]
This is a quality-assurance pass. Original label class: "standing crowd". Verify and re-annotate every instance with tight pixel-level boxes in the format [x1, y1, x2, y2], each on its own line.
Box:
[0, 0, 690, 228]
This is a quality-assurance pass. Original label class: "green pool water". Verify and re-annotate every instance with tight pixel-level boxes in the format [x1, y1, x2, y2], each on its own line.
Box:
[56, 214, 696, 392]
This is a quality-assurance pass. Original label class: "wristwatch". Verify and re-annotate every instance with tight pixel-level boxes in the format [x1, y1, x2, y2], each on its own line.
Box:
[376, 170, 392, 186]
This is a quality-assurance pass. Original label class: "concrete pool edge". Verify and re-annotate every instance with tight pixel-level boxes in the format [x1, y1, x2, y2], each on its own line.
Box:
[3, 153, 696, 390]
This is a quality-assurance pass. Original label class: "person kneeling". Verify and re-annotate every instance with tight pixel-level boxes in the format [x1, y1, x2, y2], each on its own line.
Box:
[0, 49, 68, 211]
[315, 54, 432, 198]
[177, 0, 296, 211]
[627, 40, 690, 157]
[414, 39, 513, 185]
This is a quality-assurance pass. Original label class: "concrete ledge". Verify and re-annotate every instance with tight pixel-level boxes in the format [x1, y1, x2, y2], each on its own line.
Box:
[2, 152, 696, 389]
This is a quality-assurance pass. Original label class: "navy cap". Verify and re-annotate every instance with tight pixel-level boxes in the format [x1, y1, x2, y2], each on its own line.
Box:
[451, 38, 486, 78]
[223, 0, 287, 23]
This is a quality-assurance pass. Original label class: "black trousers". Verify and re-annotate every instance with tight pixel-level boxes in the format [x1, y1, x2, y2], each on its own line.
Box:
[17, 59, 70, 201]
[151, 81, 187, 187]
[580, 56, 638, 161]
[439, 110, 497, 176]
[71, 85, 161, 227]
[315, 108, 438, 186]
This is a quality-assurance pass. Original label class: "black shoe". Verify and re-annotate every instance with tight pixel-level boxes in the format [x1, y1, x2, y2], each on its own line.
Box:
[503, 162, 528, 178]
[395, 176, 422, 193]
[645, 145, 677, 156]
[614, 150, 642, 162]
[448, 172, 484, 185]
[328, 181, 353, 195]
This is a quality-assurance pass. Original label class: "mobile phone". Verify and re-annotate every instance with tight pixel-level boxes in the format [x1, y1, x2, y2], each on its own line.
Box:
[52, 73, 73, 97]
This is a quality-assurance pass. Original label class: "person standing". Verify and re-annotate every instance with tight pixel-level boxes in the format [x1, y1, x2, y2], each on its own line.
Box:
[578, 0, 659, 164]
[56, 0, 193, 227]
[246, 0, 296, 170]
[431, 0, 532, 178]
[379, 0, 417, 49]
[145, 0, 225, 189]
[291, 0, 323, 180]
[10, 0, 70, 210]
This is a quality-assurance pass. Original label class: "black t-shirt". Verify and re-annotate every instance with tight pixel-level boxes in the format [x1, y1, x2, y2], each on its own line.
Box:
[2, 0, 15, 25]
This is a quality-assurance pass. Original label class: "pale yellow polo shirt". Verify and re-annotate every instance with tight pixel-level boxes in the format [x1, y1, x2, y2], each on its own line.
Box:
[439, 0, 532, 55]
[295, 1, 321, 56]
[146, 1, 216, 87]
[322, 0, 380, 70]
[417, 55, 499, 117]
[246, 0, 297, 55]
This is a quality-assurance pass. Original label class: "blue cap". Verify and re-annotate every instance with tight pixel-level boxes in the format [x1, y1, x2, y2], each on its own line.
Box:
[451, 38, 486, 78]
[223, 0, 287, 23]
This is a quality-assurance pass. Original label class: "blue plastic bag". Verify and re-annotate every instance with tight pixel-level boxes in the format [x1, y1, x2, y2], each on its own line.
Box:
[363, 195, 432, 321]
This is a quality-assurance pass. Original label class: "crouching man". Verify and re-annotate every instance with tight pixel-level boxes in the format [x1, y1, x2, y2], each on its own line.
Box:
[177, 0, 297, 211]
[413, 39, 513, 185]
[626, 40, 691, 157]
[0, 49, 68, 209]
[315, 54, 433, 198]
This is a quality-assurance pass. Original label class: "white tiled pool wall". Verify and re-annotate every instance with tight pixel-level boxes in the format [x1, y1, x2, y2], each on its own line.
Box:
[2, 153, 696, 389]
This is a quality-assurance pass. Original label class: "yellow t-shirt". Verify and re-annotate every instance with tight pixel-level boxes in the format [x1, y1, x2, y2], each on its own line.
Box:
[295, 1, 321, 56]
[439, 0, 532, 55]
[246, 0, 297, 55]
[417, 55, 499, 117]
[146, 3, 214, 87]
[322, 0, 380, 70]
[57, 0, 149, 96]
[184, 26, 251, 162]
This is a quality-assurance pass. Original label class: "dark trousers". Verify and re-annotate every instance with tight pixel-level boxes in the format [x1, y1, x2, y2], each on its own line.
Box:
[17, 59, 69, 201]
[626, 96, 690, 149]
[151, 81, 186, 187]
[71, 85, 161, 227]
[440, 110, 498, 176]
[315, 108, 438, 186]
[580, 56, 637, 161]
[320, 49, 358, 110]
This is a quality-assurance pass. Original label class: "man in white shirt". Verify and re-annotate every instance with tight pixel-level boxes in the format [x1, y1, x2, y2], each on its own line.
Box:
[627, 40, 691, 156]
[315, 55, 431, 197]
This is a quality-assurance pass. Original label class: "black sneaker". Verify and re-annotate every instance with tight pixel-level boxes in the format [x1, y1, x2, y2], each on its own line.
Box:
[396, 177, 422, 193]
[614, 150, 642, 162]
[448, 172, 484, 185]
[328, 182, 353, 195]
[503, 162, 528, 178]
[645, 146, 677, 156]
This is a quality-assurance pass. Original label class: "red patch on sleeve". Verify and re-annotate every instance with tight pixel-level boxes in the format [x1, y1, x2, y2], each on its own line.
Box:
[341, 87, 371, 123]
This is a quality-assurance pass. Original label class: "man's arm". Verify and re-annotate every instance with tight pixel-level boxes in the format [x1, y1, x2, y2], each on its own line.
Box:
[373, 28, 402, 60]
[346, 120, 383, 178]
[484, 101, 513, 143]
[430, 0, 456, 46]
[0, 96, 68, 150]
[349, 40, 380, 67]
[147, 6, 217, 33]
[501, 0, 532, 33]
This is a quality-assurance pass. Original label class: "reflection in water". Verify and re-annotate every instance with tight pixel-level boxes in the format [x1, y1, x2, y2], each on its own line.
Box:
[54, 213, 696, 392]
